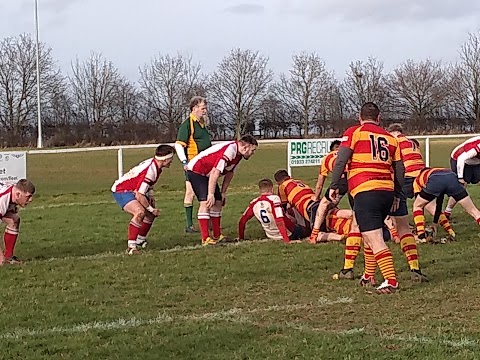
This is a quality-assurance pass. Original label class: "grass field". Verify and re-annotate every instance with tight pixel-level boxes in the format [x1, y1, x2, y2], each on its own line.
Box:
[2, 139, 480, 359]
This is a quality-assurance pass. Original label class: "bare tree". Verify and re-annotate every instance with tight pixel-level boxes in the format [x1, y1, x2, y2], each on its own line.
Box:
[274, 52, 334, 136]
[315, 81, 344, 136]
[0, 34, 64, 146]
[387, 59, 449, 130]
[139, 54, 202, 141]
[208, 48, 273, 138]
[449, 31, 480, 130]
[341, 57, 390, 117]
[69, 52, 128, 141]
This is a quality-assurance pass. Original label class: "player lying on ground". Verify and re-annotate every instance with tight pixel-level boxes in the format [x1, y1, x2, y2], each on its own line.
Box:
[238, 178, 304, 243]
[111, 145, 174, 255]
[0, 179, 35, 265]
[413, 168, 480, 241]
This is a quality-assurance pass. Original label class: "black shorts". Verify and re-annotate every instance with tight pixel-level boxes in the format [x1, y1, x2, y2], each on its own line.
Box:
[186, 171, 222, 202]
[421, 170, 468, 202]
[450, 158, 480, 184]
[403, 177, 415, 199]
[289, 225, 308, 240]
[354, 191, 394, 232]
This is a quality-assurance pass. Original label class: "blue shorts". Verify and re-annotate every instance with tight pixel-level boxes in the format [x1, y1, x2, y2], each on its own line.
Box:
[112, 191, 136, 209]
[423, 171, 467, 201]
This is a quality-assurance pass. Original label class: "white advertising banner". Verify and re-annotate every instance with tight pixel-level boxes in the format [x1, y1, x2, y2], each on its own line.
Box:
[0, 152, 27, 183]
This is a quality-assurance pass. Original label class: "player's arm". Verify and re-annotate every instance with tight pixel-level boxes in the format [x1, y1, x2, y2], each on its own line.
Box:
[433, 193, 445, 224]
[272, 203, 291, 243]
[137, 168, 159, 216]
[313, 174, 326, 201]
[457, 148, 477, 181]
[175, 121, 190, 167]
[221, 171, 234, 200]
[238, 204, 255, 240]
[330, 147, 353, 190]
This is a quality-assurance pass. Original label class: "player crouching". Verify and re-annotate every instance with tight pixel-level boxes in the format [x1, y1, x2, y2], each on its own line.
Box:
[0, 179, 35, 265]
[111, 145, 174, 255]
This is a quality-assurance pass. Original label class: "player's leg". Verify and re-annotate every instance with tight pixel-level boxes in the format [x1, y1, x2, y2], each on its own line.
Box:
[413, 194, 432, 241]
[122, 199, 148, 254]
[384, 216, 400, 243]
[336, 217, 361, 280]
[112, 191, 145, 254]
[186, 171, 213, 245]
[2, 212, 21, 264]
[444, 158, 461, 218]
[391, 193, 428, 282]
[210, 185, 225, 241]
[317, 232, 344, 242]
[184, 179, 197, 233]
[453, 191, 480, 224]
[425, 200, 455, 239]
[136, 211, 155, 249]
[355, 191, 398, 294]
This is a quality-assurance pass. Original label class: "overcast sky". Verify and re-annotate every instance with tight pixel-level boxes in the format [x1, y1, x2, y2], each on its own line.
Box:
[1, 0, 479, 80]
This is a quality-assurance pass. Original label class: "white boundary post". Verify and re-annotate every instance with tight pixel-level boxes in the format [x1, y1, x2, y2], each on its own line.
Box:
[425, 137, 430, 167]
[117, 148, 123, 178]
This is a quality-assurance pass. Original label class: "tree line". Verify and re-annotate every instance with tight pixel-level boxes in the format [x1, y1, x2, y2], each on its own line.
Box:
[1, 31, 480, 147]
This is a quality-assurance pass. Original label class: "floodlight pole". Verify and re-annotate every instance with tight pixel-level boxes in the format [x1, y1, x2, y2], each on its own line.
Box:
[34, 0, 43, 148]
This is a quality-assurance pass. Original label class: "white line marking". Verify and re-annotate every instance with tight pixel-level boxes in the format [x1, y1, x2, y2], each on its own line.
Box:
[2, 296, 478, 349]
[40, 239, 275, 264]
[0, 297, 352, 340]
[30, 189, 258, 210]
[31, 201, 114, 210]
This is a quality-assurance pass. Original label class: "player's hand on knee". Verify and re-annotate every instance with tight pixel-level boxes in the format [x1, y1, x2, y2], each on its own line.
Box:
[206, 194, 215, 209]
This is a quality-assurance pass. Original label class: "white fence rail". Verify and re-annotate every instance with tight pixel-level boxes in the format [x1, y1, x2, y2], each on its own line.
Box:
[25, 134, 479, 178]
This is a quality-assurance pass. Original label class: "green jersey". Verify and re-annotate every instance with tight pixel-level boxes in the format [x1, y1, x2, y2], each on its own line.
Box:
[176, 114, 212, 160]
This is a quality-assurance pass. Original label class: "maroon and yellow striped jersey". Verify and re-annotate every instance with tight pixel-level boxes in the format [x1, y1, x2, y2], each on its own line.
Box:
[397, 134, 425, 178]
[413, 168, 451, 194]
[326, 209, 352, 236]
[340, 123, 401, 197]
[278, 178, 315, 221]
[319, 150, 337, 176]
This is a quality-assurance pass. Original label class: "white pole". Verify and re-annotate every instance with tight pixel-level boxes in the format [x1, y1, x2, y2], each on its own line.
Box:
[117, 148, 123, 178]
[425, 137, 430, 167]
[34, 0, 43, 148]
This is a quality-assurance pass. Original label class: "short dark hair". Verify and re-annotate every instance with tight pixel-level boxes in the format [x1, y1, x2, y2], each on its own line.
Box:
[16, 179, 35, 194]
[189, 96, 207, 112]
[155, 144, 174, 157]
[258, 178, 273, 190]
[387, 123, 403, 133]
[360, 102, 380, 121]
[239, 134, 258, 146]
[330, 140, 341, 151]
[274, 169, 290, 183]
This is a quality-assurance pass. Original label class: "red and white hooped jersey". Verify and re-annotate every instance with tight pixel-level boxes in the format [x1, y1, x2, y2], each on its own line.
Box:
[451, 136, 480, 165]
[0, 183, 16, 217]
[111, 158, 161, 194]
[241, 194, 290, 240]
[186, 141, 242, 176]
